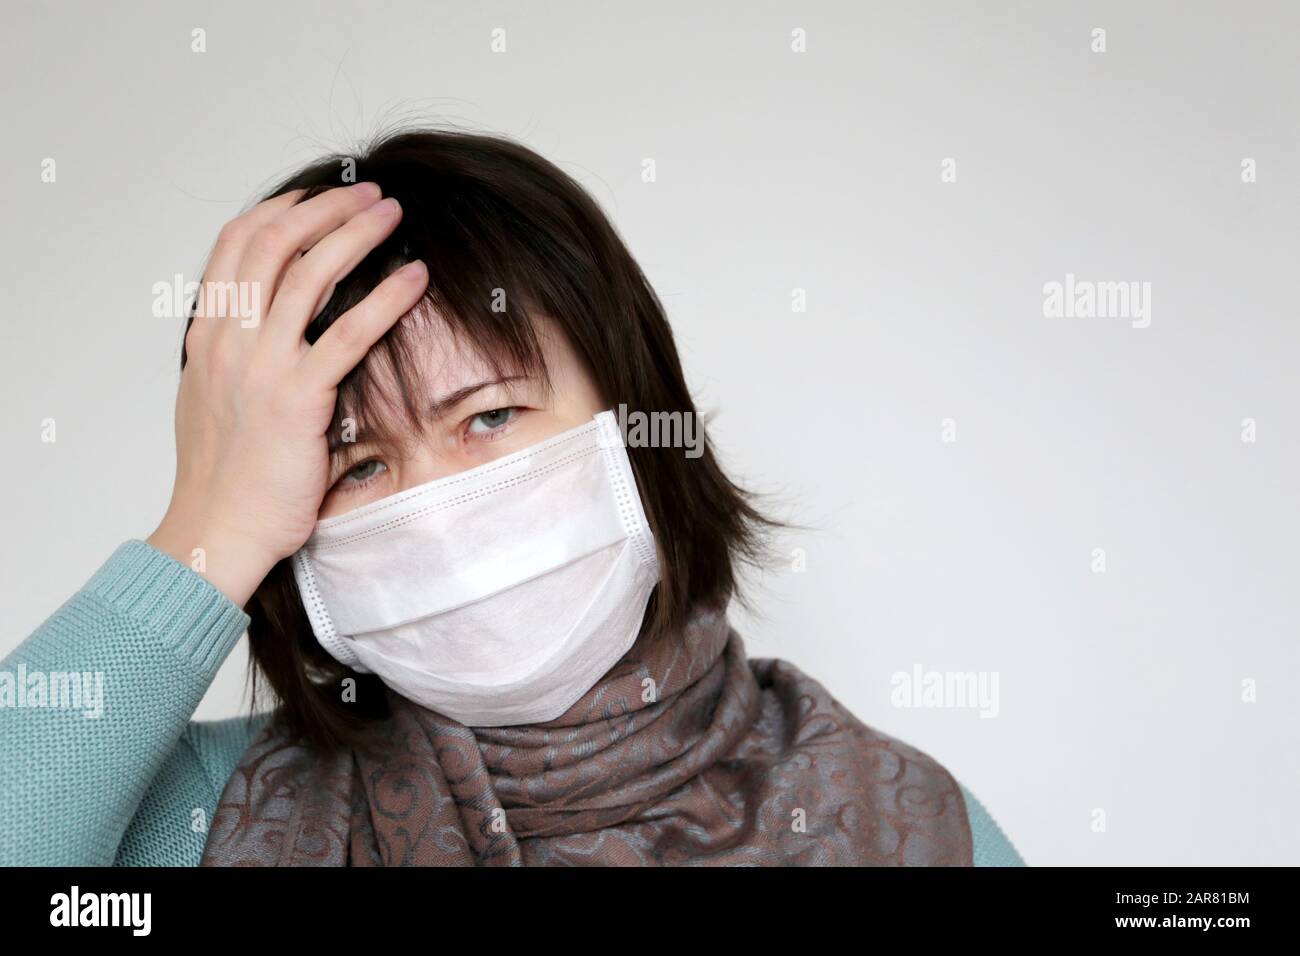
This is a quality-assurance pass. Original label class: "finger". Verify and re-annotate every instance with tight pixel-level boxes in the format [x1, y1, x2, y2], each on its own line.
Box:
[187, 189, 310, 356]
[263, 197, 403, 349]
[297, 260, 428, 390]
[205, 188, 310, 282]
[235, 182, 386, 316]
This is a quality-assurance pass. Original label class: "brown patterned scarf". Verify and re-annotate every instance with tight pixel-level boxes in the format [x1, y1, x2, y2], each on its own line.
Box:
[201, 598, 972, 866]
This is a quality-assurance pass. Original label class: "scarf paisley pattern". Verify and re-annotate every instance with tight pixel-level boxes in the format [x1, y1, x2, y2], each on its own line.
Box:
[201, 599, 973, 866]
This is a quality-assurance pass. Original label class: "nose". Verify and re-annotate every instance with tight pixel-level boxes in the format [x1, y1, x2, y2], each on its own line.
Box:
[390, 442, 469, 491]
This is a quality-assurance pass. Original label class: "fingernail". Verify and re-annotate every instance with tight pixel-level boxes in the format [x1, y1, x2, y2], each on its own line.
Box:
[398, 260, 426, 279]
[354, 182, 382, 200]
[369, 197, 400, 217]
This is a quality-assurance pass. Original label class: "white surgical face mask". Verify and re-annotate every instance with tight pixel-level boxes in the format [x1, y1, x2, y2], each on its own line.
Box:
[292, 409, 661, 727]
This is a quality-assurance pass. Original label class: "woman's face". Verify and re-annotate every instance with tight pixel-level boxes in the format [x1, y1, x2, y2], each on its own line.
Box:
[318, 313, 604, 519]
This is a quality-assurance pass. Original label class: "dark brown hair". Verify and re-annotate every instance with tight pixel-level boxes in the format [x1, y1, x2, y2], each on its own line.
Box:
[186, 127, 779, 750]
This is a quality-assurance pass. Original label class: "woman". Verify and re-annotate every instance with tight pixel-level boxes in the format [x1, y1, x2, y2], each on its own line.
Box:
[0, 128, 1023, 866]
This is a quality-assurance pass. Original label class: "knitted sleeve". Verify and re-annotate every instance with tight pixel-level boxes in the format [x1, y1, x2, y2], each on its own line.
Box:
[0, 540, 249, 866]
[960, 783, 1027, 866]
[114, 714, 269, 866]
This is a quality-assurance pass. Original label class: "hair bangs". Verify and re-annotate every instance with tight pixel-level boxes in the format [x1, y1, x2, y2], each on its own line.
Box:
[303, 196, 555, 461]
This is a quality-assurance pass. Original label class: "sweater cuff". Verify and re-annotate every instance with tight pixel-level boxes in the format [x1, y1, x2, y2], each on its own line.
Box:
[83, 539, 250, 672]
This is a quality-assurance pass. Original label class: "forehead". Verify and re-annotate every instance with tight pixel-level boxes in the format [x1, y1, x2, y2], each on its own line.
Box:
[333, 305, 566, 446]
[364, 308, 501, 399]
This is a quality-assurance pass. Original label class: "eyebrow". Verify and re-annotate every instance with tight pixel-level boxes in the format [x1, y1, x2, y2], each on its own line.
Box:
[329, 375, 529, 455]
[427, 375, 528, 419]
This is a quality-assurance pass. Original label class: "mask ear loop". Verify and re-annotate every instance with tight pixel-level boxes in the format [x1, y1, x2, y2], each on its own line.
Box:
[595, 410, 659, 575]
[293, 549, 368, 671]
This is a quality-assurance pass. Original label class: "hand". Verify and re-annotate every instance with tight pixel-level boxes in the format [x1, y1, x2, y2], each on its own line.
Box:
[147, 182, 429, 607]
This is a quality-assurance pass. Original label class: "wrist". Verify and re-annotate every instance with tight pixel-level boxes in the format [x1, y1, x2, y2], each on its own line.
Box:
[146, 508, 278, 608]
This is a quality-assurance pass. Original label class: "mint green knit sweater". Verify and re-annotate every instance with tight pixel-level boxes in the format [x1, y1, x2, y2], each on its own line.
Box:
[0, 540, 1025, 866]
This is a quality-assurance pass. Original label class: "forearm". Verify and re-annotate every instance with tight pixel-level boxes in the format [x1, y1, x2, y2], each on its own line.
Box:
[0, 540, 248, 865]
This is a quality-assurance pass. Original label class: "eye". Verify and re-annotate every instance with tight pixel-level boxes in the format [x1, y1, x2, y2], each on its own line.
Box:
[467, 407, 518, 436]
[339, 459, 387, 487]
